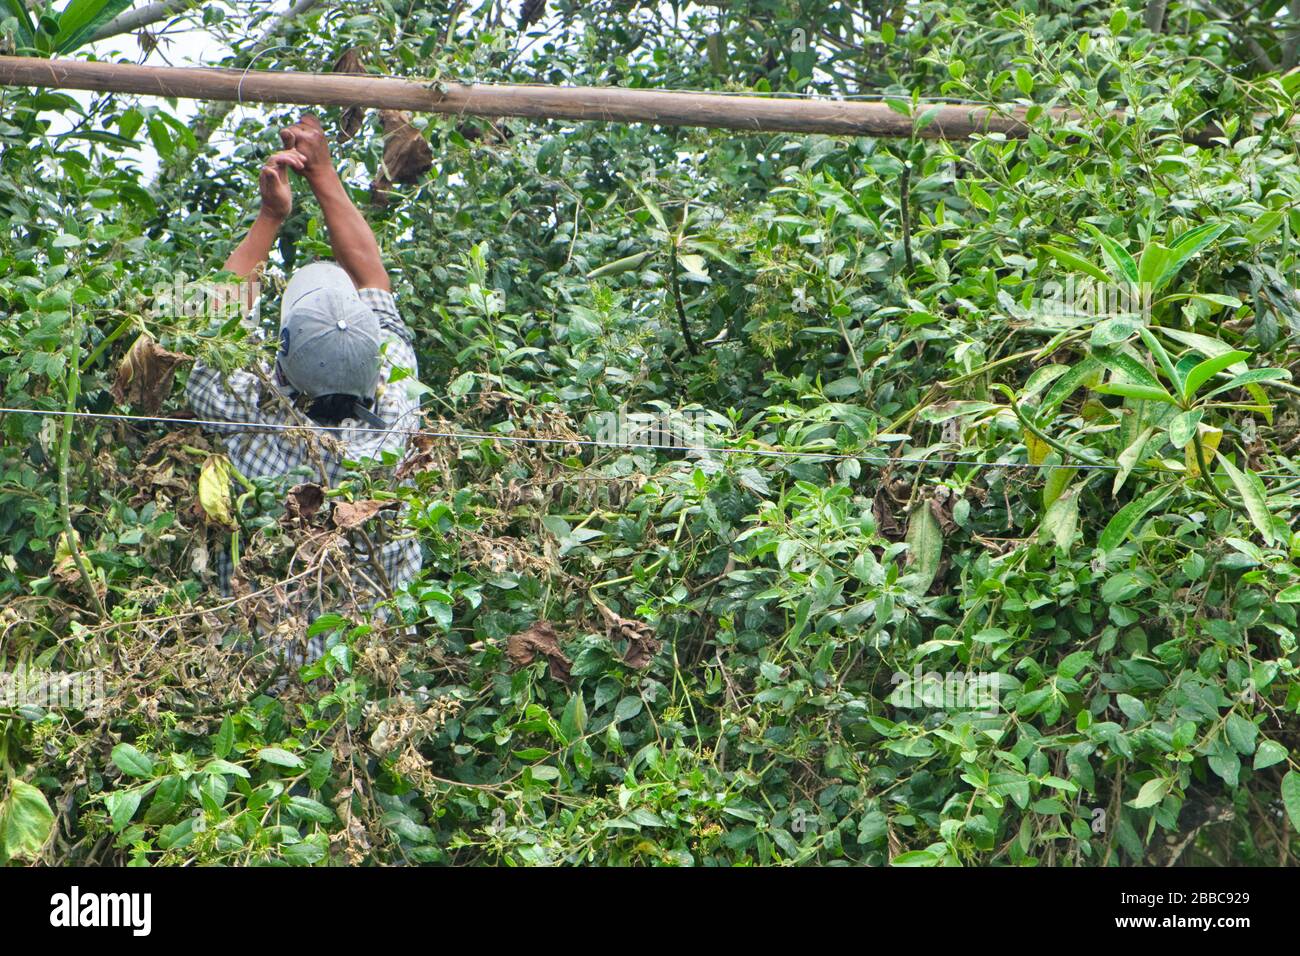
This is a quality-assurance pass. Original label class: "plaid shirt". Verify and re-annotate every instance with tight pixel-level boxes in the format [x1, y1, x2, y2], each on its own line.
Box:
[186, 287, 423, 659]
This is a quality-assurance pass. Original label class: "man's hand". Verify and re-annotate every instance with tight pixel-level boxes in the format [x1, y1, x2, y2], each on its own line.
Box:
[258, 149, 305, 221]
[278, 112, 390, 291]
[279, 114, 334, 184]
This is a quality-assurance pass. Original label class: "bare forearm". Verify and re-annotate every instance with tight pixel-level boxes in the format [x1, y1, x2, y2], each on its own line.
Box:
[306, 170, 390, 291]
[223, 210, 284, 280]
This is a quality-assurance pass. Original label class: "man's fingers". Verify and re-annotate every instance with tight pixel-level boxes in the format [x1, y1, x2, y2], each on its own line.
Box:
[299, 113, 323, 130]
[265, 149, 307, 170]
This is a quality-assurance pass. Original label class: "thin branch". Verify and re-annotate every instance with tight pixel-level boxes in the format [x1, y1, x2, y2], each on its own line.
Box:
[90, 0, 202, 43]
[1144, 0, 1170, 34]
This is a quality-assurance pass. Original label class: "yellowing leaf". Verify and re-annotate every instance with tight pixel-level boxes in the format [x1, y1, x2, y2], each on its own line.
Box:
[1024, 429, 1050, 466]
[1185, 423, 1222, 478]
[1, 780, 54, 862]
[198, 455, 236, 529]
[1042, 466, 1077, 510]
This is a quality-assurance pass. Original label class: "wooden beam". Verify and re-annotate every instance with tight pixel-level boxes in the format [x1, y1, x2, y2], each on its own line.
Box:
[0, 55, 1056, 140]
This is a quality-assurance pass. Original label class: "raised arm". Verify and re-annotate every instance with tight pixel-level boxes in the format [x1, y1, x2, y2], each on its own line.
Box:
[280, 114, 391, 292]
[223, 148, 305, 282]
[187, 148, 305, 425]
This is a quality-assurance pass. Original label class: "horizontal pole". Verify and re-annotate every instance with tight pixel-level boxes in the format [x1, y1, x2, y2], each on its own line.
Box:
[0, 55, 1060, 140]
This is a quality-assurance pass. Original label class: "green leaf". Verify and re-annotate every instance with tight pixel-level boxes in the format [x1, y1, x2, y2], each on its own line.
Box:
[1282, 771, 1300, 833]
[1182, 350, 1250, 402]
[257, 747, 305, 769]
[1085, 224, 1139, 284]
[1039, 356, 1102, 420]
[1, 0, 37, 50]
[1226, 714, 1258, 755]
[52, 0, 133, 54]
[1093, 381, 1176, 404]
[282, 836, 328, 865]
[1093, 346, 1162, 389]
[560, 691, 588, 742]
[1158, 222, 1228, 289]
[1201, 367, 1291, 402]
[1090, 317, 1142, 347]
[1128, 777, 1169, 809]
[1137, 242, 1172, 289]
[625, 180, 668, 233]
[586, 250, 652, 279]
[1098, 486, 1171, 551]
[144, 775, 185, 825]
[1164, 409, 1201, 451]
[1113, 426, 1155, 496]
[308, 752, 332, 791]
[1278, 584, 1300, 603]
[1246, 210, 1284, 244]
[213, 716, 234, 759]
[890, 848, 941, 867]
[904, 503, 943, 594]
[1041, 245, 1110, 284]
[1042, 465, 1077, 509]
[1152, 327, 1248, 370]
[1, 780, 54, 861]
[204, 759, 250, 779]
[1254, 740, 1288, 770]
[287, 796, 335, 824]
[111, 743, 155, 779]
[105, 788, 143, 832]
[1039, 489, 1079, 551]
[1216, 453, 1274, 544]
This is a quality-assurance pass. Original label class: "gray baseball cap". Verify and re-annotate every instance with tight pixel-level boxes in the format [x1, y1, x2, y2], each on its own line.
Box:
[276, 262, 384, 424]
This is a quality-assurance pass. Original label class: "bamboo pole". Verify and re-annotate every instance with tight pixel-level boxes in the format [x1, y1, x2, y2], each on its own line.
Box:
[0, 54, 1062, 140]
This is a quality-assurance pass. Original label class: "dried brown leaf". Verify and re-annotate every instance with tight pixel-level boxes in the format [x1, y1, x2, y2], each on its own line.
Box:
[333, 49, 368, 142]
[929, 496, 957, 536]
[505, 621, 571, 684]
[369, 110, 433, 204]
[283, 482, 326, 526]
[331, 498, 399, 530]
[111, 334, 192, 414]
[394, 433, 436, 480]
[873, 489, 904, 541]
[595, 602, 660, 669]
[519, 0, 546, 28]
[333, 49, 365, 73]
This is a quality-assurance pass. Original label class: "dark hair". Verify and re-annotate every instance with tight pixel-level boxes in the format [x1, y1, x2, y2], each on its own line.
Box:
[305, 393, 368, 427]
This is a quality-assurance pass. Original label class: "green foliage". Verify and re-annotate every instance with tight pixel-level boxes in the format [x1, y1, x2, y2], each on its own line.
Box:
[2, 0, 1300, 867]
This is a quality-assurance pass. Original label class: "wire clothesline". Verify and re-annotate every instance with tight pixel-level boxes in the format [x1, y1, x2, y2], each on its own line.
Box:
[4, 404, 1299, 482]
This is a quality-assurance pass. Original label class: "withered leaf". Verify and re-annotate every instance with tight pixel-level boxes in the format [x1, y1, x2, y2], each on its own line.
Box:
[505, 621, 571, 684]
[283, 482, 325, 526]
[333, 49, 368, 142]
[519, 0, 547, 28]
[394, 433, 436, 480]
[51, 530, 105, 602]
[873, 488, 904, 541]
[929, 496, 957, 536]
[333, 49, 365, 74]
[595, 602, 661, 669]
[111, 334, 192, 414]
[370, 110, 433, 205]
[331, 498, 399, 530]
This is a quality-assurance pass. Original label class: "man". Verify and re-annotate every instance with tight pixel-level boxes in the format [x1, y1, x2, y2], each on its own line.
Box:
[186, 114, 422, 665]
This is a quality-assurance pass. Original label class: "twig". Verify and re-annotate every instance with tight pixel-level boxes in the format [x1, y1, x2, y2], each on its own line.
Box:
[59, 322, 107, 619]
